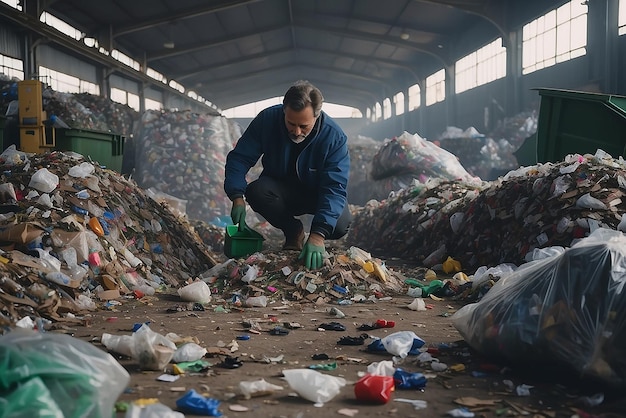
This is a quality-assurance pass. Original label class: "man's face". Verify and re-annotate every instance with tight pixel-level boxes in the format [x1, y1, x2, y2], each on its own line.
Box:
[284, 105, 317, 143]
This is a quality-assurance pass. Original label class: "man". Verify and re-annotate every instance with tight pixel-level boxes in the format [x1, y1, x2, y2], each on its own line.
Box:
[224, 80, 351, 270]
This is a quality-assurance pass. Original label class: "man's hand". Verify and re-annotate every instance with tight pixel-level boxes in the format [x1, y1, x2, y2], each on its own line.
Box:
[298, 233, 325, 269]
[230, 198, 247, 231]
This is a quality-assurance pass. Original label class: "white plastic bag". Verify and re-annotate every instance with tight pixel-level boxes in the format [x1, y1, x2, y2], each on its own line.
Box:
[282, 369, 346, 406]
[367, 360, 396, 376]
[172, 342, 207, 363]
[68, 162, 95, 178]
[177, 280, 212, 303]
[29, 168, 59, 193]
[381, 331, 421, 358]
[239, 378, 284, 399]
[125, 402, 184, 418]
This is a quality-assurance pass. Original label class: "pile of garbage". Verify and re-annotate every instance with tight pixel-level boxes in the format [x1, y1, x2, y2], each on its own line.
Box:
[347, 135, 382, 205]
[0, 147, 216, 326]
[0, 145, 417, 328]
[131, 109, 241, 224]
[348, 131, 481, 205]
[43, 89, 139, 135]
[347, 149, 626, 270]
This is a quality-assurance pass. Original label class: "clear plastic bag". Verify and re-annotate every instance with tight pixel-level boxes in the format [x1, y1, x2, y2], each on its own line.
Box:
[452, 228, 626, 386]
[0, 329, 129, 418]
[131, 324, 177, 371]
[29, 168, 59, 193]
[282, 369, 346, 406]
[239, 378, 284, 399]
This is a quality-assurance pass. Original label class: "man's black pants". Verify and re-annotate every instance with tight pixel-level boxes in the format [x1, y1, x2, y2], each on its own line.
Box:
[245, 176, 352, 239]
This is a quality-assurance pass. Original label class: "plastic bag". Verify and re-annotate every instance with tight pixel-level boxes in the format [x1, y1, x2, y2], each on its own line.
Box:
[130, 324, 177, 370]
[0, 329, 129, 418]
[29, 168, 59, 193]
[68, 161, 95, 178]
[239, 378, 284, 399]
[382, 331, 425, 358]
[282, 369, 346, 406]
[393, 368, 427, 389]
[175, 389, 222, 416]
[172, 342, 207, 363]
[354, 374, 395, 404]
[177, 280, 212, 303]
[367, 360, 396, 376]
[452, 228, 626, 386]
[125, 402, 185, 418]
[370, 132, 479, 184]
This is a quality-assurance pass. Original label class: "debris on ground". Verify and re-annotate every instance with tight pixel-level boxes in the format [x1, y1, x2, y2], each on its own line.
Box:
[0, 149, 216, 326]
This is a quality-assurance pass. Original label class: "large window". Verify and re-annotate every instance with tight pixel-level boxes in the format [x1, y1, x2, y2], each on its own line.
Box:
[0, 53, 24, 80]
[111, 88, 140, 111]
[407, 84, 421, 111]
[374, 102, 382, 121]
[223, 97, 362, 118]
[145, 98, 163, 111]
[394, 92, 405, 116]
[425, 69, 445, 106]
[40, 12, 82, 41]
[455, 38, 506, 94]
[522, 0, 587, 74]
[39, 66, 99, 94]
[383, 98, 392, 120]
[1, 0, 20, 10]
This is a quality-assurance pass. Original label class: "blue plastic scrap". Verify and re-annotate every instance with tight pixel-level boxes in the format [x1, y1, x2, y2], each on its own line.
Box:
[393, 368, 427, 389]
[176, 389, 222, 416]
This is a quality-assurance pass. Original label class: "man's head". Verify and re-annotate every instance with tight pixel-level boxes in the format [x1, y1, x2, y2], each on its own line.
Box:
[283, 80, 323, 143]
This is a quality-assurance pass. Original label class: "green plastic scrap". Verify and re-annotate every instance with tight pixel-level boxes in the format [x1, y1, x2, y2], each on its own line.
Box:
[308, 362, 337, 371]
[404, 279, 444, 296]
[175, 360, 212, 373]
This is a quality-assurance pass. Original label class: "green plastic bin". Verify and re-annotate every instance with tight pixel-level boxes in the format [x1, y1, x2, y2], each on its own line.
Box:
[55, 128, 125, 172]
[224, 225, 264, 258]
[535, 88, 626, 163]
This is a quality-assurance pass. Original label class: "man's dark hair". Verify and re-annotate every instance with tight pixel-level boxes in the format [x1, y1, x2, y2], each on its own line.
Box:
[283, 80, 324, 117]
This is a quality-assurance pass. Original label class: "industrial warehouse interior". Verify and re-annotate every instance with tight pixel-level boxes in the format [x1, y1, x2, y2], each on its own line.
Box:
[1, 1, 626, 417]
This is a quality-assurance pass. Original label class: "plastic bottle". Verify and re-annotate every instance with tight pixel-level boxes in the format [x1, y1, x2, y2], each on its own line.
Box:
[88, 217, 105, 236]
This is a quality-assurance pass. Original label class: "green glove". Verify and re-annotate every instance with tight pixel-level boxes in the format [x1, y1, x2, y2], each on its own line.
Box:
[298, 241, 325, 270]
[230, 204, 247, 231]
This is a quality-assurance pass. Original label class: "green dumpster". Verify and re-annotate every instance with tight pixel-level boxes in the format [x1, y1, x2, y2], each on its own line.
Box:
[55, 128, 125, 172]
[534, 88, 626, 163]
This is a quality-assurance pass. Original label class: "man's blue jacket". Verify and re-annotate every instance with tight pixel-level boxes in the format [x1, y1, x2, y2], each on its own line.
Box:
[224, 104, 350, 237]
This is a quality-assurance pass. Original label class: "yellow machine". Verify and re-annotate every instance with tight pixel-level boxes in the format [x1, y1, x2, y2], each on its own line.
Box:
[18, 80, 55, 153]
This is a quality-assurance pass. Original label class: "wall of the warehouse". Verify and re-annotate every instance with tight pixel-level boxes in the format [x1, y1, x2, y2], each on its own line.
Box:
[359, 31, 626, 142]
[2, 2, 625, 146]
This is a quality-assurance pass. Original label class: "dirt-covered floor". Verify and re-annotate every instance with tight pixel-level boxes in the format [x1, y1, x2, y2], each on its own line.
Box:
[66, 285, 626, 418]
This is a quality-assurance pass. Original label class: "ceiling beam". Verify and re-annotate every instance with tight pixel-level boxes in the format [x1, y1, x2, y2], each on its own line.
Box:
[147, 23, 286, 61]
[414, 0, 507, 39]
[173, 46, 421, 83]
[197, 63, 392, 92]
[310, 11, 447, 40]
[113, 0, 261, 37]
[203, 78, 375, 111]
[198, 68, 382, 107]
[292, 19, 449, 67]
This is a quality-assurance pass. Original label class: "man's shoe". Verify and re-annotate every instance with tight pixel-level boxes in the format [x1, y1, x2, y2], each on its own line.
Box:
[282, 228, 305, 251]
